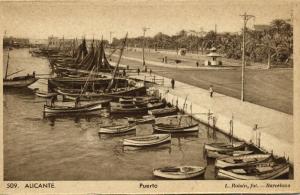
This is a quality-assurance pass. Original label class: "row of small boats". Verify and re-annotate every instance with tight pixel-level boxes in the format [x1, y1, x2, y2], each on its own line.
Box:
[203, 142, 290, 180]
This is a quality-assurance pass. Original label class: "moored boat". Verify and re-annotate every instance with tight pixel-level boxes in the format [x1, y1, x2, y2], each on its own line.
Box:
[148, 107, 178, 117]
[204, 142, 246, 152]
[35, 90, 58, 98]
[98, 124, 136, 134]
[4, 76, 38, 88]
[217, 162, 290, 180]
[110, 104, 148, 115]
[206, 150, 254, 159]
[153, 123, 199, 133]
[127, 115, 155, 124]
[153, 166, 206, 179]
[215, 154, 272, 169]
[43, 102, 103, 117]
[123, 134, 171, 147]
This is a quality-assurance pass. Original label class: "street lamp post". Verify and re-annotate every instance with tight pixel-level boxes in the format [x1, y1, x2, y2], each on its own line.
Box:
[142, 27, 150, 66]
[240, 12, 255, 102]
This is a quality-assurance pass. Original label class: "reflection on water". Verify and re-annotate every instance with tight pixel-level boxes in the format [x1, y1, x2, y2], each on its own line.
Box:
[4, 49, 234, 181]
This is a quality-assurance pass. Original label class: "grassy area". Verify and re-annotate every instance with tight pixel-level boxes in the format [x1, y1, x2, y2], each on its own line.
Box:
[111, 53, 293, 114]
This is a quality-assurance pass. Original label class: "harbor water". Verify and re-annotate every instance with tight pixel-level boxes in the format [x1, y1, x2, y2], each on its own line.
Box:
[2, 49, 266, 180]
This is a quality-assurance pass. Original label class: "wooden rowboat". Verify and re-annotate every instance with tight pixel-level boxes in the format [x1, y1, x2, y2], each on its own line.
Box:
[98, 124, 136, 134]
[148, 107, 178, 117]
[215, 154, 272, 169]
[4, 76, 38, 88]
[43, 102, 103, 117]
[217, 162, 290, 180]
[127, 115, 155, 124]
[153, 166, 206, 179]
[206, 150, 253, 159]
[123, 134, 171, 147]
[110, 106, 148, 115]
[35, 90, 58, 98]
[204, 142, 246, 152]
[153, 123, 199, 133]
[147, 102, 166, 110]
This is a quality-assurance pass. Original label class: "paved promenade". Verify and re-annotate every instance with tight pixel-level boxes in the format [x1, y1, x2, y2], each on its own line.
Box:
[130, 72, 294, 162]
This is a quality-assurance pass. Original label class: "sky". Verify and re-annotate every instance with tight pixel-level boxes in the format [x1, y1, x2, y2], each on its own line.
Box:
[0, 0, 293, 40]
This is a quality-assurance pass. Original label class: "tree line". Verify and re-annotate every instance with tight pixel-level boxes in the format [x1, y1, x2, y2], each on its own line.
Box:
[112, 19, 293, 66]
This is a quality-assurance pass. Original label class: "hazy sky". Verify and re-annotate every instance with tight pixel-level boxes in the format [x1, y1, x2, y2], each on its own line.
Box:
[0, 0, 293, 40]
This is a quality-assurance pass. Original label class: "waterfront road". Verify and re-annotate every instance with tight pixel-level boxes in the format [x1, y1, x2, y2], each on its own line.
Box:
[110, 52, 293, 114]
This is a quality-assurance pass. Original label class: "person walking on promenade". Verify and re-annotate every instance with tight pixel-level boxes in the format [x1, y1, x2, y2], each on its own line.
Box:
[209, 85, 214, 98]
[123, 69, 126, 77]
[196, 61, 199, 67]
[171, 78, 175, 89]
[50, 96, 56, 107]
[137, 68, 140, 75]
[149, 69, 152, 75]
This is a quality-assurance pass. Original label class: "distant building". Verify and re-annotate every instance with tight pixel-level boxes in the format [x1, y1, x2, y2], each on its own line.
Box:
[3, 36, 29, 48]
[204, 47, 222, 66]
[48, 36, 60, 48]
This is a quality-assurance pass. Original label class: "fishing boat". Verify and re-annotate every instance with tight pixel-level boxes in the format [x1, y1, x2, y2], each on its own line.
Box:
[3, 50, 38, 88]
[217, 162, 290, 180]
[35, 90, 58, 98]
[123, 134, 171, 147]
[148, 107, 178, 117]
[4, 76, 38, 88]
[147, 102, 166, 110]
[127, 115, 155, 124]
[153, 166, 206, 179]
[204, 142, 246, 152]
[98, 124, 136, 134]
[215, 154, 272, 169]
[153, 123, 199, 133]
[110, 103, 148, 115]
[43, 102, 103, 117]
[206, 150, 253, 159]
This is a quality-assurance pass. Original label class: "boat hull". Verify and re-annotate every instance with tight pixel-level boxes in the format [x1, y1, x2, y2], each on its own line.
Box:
[99, 125, 136, 134]
[43, 103, 103, 117]
[206, 150, 253, 159]
[123, 134, 171, 147]
[217, 164, 290, 180]
[153, 166, 206, 179]
[153, 123, 199, 133]
[3, 77, 38, 88]
[204, 142, 246, 152]
[215, 154, 272, 169]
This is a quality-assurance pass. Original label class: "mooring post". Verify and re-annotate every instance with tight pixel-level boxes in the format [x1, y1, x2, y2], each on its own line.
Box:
[207, 109, 211, 126]
[258, 131, 261, 148]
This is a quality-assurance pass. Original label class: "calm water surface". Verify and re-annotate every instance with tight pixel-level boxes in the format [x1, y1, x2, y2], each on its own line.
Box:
[4, 49, 232, 180]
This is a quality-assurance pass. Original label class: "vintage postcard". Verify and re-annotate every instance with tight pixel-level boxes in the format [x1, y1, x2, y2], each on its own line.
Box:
[0, 0, 299, 194]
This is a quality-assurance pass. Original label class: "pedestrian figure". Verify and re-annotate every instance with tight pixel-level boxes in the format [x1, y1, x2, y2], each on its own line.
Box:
[123, 69, 126, 77]
[137, 68, 140, 75]
[171, 78, 175, 89]
[209, 85, 214, 98]
[196, 61, 199, 67]
[33, 71, 36, 78]
[50, 96, 56, 107]
[126, 65, 129, 70]
[150, 69, 152, 75]
[75, 96, 80, 107]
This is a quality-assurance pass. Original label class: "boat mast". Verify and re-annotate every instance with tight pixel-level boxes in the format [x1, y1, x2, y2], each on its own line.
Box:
[5, 50, 10, 79]
[106, 33, 128, 92]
